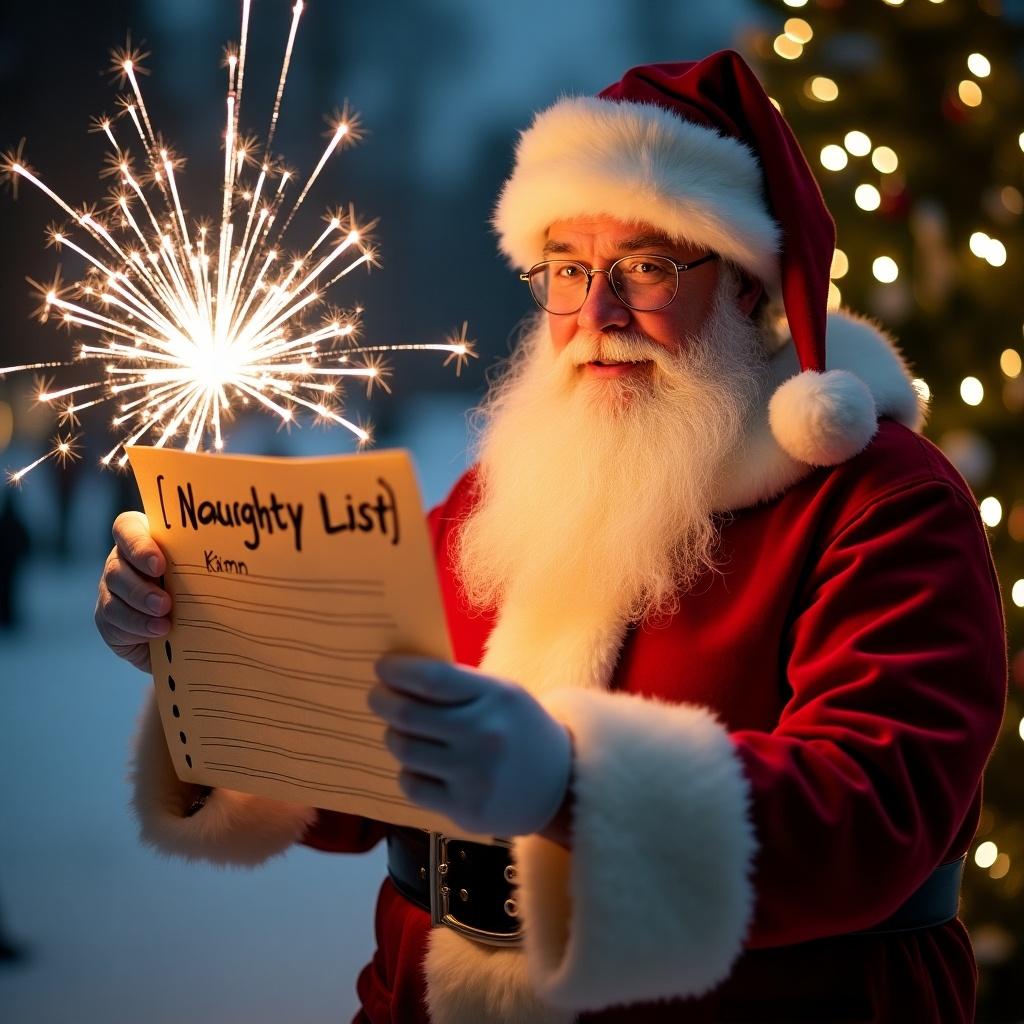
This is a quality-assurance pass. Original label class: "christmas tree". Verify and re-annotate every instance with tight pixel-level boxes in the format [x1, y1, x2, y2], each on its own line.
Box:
[744, 0, 1024, 1016]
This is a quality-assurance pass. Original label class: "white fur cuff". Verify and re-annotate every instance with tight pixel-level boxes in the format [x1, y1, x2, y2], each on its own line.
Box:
[131, 693, 316, 866]
[516, 689, 756, 1012]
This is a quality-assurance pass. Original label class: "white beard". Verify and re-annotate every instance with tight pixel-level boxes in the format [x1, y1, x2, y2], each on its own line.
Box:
[455, 276, 769, 627]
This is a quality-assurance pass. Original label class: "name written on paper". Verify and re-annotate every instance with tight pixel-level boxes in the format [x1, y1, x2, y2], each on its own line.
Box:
[155, 474, 401, 553]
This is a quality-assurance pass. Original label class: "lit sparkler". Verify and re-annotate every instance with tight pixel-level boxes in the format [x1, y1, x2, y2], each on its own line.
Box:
[2, 1, 476, 483]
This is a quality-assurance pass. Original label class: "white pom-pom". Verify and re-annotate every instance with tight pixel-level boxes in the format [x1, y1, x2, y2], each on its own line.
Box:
[768, 369, 878, 468]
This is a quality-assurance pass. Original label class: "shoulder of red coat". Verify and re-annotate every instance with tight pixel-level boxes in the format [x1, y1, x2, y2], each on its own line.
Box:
[826, 418, 978, 511]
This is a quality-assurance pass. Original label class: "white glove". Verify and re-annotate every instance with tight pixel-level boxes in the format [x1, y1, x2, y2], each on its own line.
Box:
[369, 655, 572, 838]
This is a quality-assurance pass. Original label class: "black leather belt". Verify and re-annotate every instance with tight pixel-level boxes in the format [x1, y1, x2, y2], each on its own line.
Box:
[387, 827, 522, 946]
[387, 826, 965, 947]
[853, 856, 965, 934]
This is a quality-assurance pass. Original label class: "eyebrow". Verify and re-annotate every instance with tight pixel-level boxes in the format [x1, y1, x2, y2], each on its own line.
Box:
[541, 233, 679, 257]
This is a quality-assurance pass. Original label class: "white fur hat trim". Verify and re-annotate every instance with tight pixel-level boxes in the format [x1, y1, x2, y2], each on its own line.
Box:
[493, 95, 780, 293]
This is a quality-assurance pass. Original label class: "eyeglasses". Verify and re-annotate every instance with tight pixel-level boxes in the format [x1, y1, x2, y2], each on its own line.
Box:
[520, 252, 719, 315]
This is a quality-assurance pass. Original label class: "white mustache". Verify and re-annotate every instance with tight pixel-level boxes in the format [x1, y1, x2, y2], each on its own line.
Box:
[562, 332, 672, 369]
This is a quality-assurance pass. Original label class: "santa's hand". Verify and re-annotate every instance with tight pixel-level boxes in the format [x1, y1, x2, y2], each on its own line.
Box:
[369, 655, 572, 838]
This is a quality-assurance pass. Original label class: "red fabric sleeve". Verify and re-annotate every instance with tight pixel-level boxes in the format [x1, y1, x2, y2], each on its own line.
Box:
[736, 477, 1006, 946]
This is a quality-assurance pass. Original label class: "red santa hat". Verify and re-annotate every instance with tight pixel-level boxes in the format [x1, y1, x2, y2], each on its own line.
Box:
[493, 50, 879, 468]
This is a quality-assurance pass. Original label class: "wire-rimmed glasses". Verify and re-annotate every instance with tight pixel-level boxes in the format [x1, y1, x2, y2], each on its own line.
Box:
[520, 252, 719, 315]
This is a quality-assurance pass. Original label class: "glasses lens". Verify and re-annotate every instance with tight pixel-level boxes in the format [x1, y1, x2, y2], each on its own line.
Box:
[529, 261, 588, 314]
[610, 255, 678, 311]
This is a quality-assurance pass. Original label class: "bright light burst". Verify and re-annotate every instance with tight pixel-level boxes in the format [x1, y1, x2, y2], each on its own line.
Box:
[1, 1, 476, 482]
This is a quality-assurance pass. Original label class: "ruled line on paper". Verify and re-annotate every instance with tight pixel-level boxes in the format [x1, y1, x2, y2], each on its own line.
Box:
[199, 738, 394, 779]
[184, 651, 374, 688]
[203, 763, 410, 807]
[193, 708, 386, 750]
[174, 566, 386, 597]
[176, 564, 385, 587]
[176, 618, 388, 660]
[175, 593, 396, 628]
[189, 682, 379, 722]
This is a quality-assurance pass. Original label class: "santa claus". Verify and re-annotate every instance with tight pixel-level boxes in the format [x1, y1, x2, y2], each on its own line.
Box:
[96, 52, 1006, 1023]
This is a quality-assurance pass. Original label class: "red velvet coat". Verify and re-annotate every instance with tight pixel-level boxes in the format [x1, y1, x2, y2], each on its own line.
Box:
[303, 414, 1006, 1023]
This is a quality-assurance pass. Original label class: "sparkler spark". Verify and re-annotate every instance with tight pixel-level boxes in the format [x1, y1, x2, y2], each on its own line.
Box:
[2, 2, 476, 481]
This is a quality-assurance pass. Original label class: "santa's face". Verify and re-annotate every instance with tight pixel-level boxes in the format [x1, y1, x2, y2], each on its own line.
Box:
[456, 241, 771, 625]
[543, 215, 761, 384]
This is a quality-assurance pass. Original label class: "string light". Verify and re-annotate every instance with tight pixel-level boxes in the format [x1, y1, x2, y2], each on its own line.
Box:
[1009, 504, 1024, 542]
[784, 18, 813, 44]
[990, 853, 1011, 880]
[971, 232, 992, 257]
[871, 256, 899, 283]
[1001, 186, 1023, 215]
[820, 144, 849, 171]
[959, 81, 983, 107]
[844, 130, 872, 156]
[782, 0, 808, 6]
[912, 378, 931, 402]
[1000, 349, 1022, 378]
[976, 841, 999, 869]
[827, 281, 842, 309]
[872, 146, 899, 173]
[961, 377, 985, 406]
[769, 97, 784, 114]
[1012, 580, 1024, 608]
[968, 53, 992, 78]
[1019, 132, 1024, 154]
[806, 76, 839, 102]
[882, 0, 905, 6]
[855, 184, 881, 211]
[1019, 715, 1024, 740]
[830, 248, 849, 279]
[980, 497, 1003, 527]
[0, 401, 11, 451]
[971, 231, 1007, 266]
[774, 35, 803, 61]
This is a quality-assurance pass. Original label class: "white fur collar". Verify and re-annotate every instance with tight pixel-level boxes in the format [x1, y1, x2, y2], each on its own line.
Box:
[711, 309, 924, 513]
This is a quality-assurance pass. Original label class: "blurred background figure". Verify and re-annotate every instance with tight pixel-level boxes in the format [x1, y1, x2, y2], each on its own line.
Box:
[0, 489, 30, 628]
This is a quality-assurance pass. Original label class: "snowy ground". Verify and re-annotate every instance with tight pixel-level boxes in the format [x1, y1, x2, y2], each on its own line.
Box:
[0, 395, 473, 1024]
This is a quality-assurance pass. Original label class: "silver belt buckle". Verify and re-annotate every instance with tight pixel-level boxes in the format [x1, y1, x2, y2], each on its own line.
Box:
[429, 831, 523, 947]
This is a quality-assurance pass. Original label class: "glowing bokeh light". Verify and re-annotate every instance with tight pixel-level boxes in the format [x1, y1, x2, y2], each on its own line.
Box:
[807, 76, 839, 102]
[871, 146, 899, 173]
[872, 256, 899, 283]
[959, 80, 983, 107]
[844, 131, 872, 156]
[979, 497, 1003, 528]
[960, 377, 984, 406]
[855, 184, 881, 211]
[989, 853, 1010, 880]
[774, 35, 803, 60]
[1000, 349, 1022, 379]
[784, 18, 813, 44]
[967, 53, 991, 78]
[975, 842, 998, 869]
[820, 145, 849, 171]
